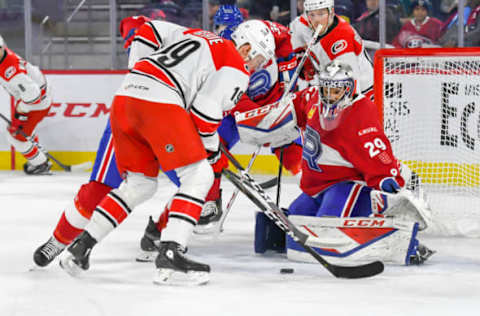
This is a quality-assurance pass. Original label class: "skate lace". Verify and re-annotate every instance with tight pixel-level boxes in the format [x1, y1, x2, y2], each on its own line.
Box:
[41, 241, 63, 259]
[200, 201, 217, 217]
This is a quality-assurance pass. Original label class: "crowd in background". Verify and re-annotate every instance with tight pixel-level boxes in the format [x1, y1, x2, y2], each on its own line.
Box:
[139, 0, 480, 48]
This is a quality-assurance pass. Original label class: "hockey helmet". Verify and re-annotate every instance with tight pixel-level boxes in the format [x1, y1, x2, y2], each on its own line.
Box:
[316, 61, 357, 131]
[303, 0, 334, 12]
[231, 20, 275, 71]
[213, 5, 244, 40]
[0, 35, 4, 48]
[303, 0, 335, 34]
[119, 15, 152, 49]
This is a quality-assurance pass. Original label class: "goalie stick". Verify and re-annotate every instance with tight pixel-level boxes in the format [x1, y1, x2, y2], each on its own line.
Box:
[0, 113, 92, 172]
[220, 144, 384, 279]
[216, 146, 262, 234]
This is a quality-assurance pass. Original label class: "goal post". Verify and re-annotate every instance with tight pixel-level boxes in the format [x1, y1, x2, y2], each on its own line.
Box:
[374, 48, 480, 237]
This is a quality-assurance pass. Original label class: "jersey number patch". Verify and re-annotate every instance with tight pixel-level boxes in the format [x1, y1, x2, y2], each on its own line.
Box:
[154, 39, 200, 68]
[363, 138, 387, 158]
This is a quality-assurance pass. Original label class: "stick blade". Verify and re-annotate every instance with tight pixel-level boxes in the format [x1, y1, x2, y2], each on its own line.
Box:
[68, 161, 93, 172]
[330, 261, 384, 279]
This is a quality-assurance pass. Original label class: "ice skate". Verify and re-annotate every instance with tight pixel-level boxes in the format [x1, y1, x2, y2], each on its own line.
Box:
[194, 195, 223, 235]
[23, 160, 52, 175]
[33, 236, 66, 267]
[409, 243, 436, 265]
[153, 241, 210, 286]
[59, 231, 97, 276]
[136, 216, 161, 262]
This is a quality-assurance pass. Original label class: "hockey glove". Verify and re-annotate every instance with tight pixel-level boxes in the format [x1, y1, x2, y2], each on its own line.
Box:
[380, 177, 401, 193]
[8, 112, 28, 136]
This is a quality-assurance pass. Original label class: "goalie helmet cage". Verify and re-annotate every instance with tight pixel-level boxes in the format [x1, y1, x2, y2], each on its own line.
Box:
[374, 47, 480, 237]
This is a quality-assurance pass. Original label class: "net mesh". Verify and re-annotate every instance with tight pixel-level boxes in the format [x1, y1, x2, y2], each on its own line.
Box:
[380, 53, 480, 237]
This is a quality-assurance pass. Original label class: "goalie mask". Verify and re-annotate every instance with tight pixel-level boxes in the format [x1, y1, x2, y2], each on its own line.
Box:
[303, 0, 335, 35]
[231, 20, 275, 72]
[316, 61, 356, 131]
[213, 5, 244, 40]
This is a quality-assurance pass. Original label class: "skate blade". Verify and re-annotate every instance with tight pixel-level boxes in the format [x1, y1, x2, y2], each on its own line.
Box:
[135, 250, 157, 262]
[153, 268, 209, 286]
[193, 222, 219, 235]
[59, 255, 84, 277]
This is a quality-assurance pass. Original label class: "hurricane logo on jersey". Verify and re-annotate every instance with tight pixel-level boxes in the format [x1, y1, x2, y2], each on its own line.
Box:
[331, 40, 348, 55]
[247, 69, 272, 99]
[5, 66, 16, 79]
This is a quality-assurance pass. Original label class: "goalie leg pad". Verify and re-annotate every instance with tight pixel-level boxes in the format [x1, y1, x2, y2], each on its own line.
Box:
[254, 212, 286, 254]
[316, 182, 373, 217]
[286, 215, 421, 265]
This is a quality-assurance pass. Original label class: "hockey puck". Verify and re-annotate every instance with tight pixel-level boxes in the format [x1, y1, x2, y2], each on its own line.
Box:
[280, 268, 294, 274]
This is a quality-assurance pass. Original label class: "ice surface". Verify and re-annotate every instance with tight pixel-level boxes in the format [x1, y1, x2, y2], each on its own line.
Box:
[0, 171, 479, 316]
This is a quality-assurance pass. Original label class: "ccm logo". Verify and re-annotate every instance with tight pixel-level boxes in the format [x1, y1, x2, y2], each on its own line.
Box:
[46, 102, 110, 118]
[237, 102, 279, 120]
[343, 219, 385, 227]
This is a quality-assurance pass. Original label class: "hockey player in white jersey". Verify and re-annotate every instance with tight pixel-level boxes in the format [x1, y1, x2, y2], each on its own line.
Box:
[0, 35, 52, 174]
[290, 0, 374, 99]
[58, 20, 273, 285]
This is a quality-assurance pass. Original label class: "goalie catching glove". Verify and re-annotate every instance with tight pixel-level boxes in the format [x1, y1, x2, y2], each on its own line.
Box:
[234, 93, 299, 148]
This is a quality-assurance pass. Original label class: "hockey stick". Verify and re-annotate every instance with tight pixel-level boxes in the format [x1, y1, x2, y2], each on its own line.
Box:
[0, 113, 92, 172]
[223, 169, 350, 249]
[220, 144, 384, 279]
[259, 177, 278, 189]
[276, 147, 283, 206]
[216, 145, 262, 234]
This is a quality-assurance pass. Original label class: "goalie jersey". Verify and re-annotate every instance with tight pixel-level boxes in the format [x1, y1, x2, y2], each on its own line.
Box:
[293, 87, 404, 197]
[289, 15, 373, 96]
[117, 20, 250, 152]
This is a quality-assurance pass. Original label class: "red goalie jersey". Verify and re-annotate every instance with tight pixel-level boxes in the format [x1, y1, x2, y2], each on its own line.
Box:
[292, 87, 404, 196]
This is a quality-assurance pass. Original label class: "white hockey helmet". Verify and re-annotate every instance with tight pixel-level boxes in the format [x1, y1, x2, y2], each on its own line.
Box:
[304, 0, 334, 12]
[316, 60, 357, 131]
[231, 20, 275, 69]
[0, 35, 5, 48]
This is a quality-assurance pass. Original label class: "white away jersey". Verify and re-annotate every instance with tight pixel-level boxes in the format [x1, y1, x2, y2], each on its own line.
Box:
[0, 48, 51, 113]
[116, 21, 250, 152]
[290, 15, 374, 94]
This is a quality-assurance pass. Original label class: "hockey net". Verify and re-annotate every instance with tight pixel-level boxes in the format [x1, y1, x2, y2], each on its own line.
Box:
[374, 48, 480, 237]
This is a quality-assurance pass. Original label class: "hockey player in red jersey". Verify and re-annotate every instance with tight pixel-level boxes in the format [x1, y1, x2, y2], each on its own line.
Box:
[282, 60, 434, 265]
[57, 21, 274, 285]
[289, 0, 374, 99]
[195, 16, 303, 234]
[0, 35, 52, 175]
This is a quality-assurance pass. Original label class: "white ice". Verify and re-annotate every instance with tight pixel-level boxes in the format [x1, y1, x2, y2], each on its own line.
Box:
[1, 171, 479, 316]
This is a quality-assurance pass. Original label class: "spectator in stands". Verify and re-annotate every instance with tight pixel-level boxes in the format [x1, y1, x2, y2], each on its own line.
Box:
[335, 0, 354, 23]
[393, 0, 443, 48]
[353, 0, 402, 43]
[439, 0, 476, 47]
[464, 0, 480, 46]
